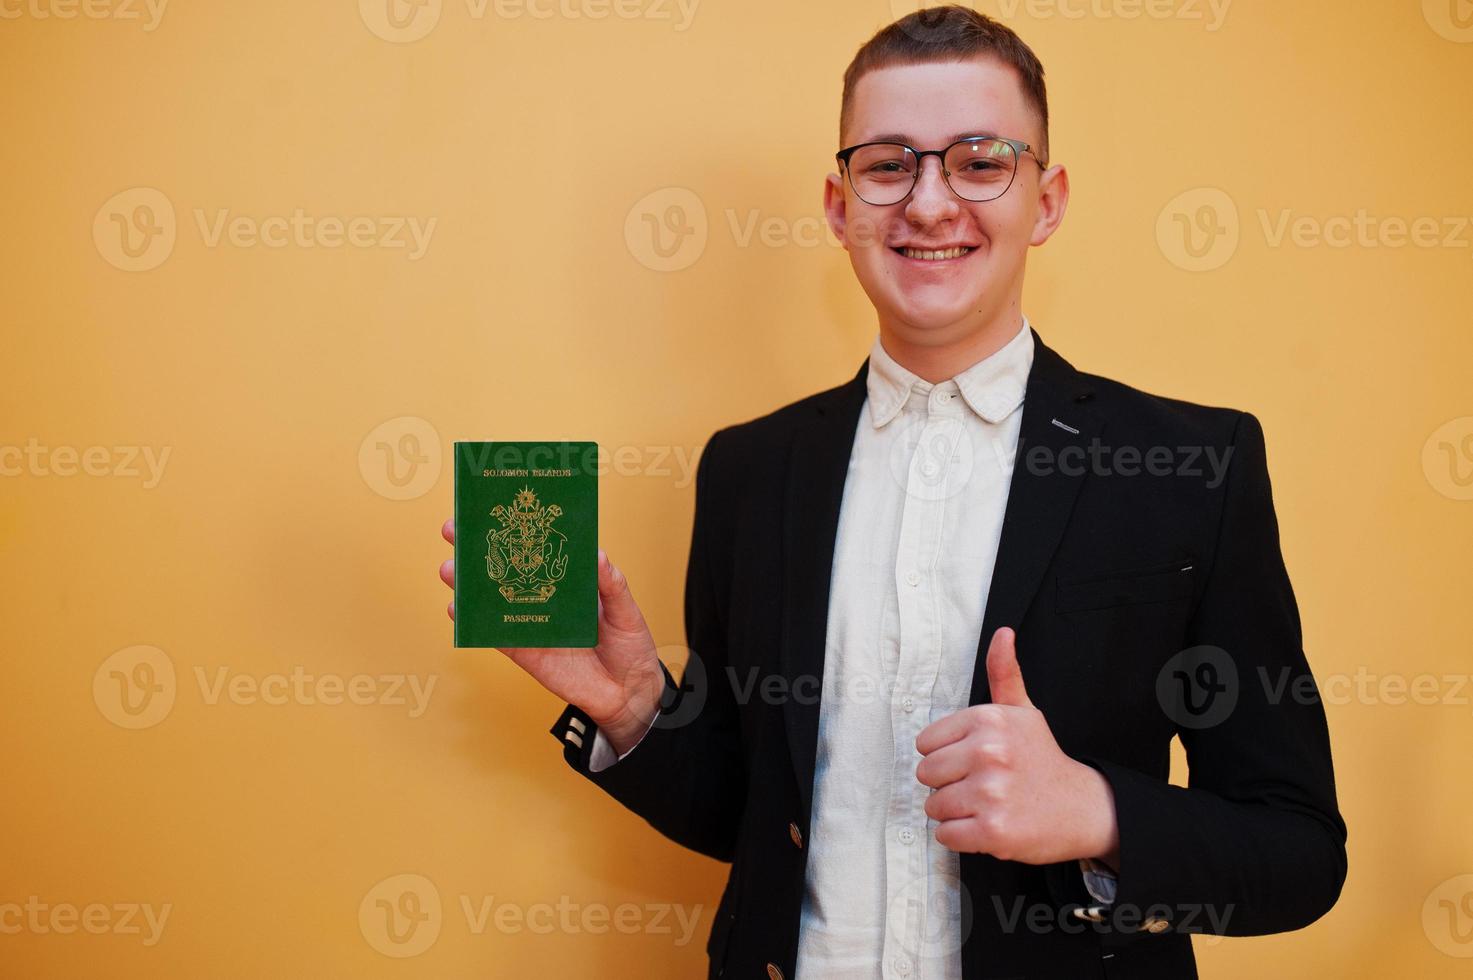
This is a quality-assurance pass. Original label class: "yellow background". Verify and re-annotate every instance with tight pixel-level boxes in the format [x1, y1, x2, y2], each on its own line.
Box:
[2, 0, 1471, 976]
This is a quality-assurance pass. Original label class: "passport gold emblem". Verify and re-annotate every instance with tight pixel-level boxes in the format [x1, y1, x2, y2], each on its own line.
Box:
[486, 486, 569, 603]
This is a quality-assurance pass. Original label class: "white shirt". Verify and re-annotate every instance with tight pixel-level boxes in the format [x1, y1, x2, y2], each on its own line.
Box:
[591, 315, 1113, 976]
[794, 317, 1032, 979]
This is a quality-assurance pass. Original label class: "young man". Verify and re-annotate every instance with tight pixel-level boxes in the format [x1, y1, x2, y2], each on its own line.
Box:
[440, 7, 1346, 977]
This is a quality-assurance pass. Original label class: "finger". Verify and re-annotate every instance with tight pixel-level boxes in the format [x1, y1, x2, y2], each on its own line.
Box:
[922, 781, 977, 823]
[441, 518, 455, 544]
[597, 550, 647, 634]
[933, 815, 989, 854]
[916, 738, 1000, 789]
[447, 599, 455, 621]
[916, 705, 991, 756]
[986, 627, 1033, 708]
[439, 558, 454, 588]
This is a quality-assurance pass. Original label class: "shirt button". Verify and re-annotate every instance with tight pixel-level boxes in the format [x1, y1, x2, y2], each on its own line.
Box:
[905, 570, 920, 587]
[898, 827, 916, 845]
[920, 461, 937, 477]
[892, 956, 912, 976]
[901, 696, 915, 712]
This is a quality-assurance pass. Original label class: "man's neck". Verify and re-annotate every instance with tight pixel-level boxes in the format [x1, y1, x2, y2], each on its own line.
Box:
[877, 306, 1027, 384]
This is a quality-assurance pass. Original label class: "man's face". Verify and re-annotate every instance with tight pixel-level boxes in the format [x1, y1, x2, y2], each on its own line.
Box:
[825, 58, 1067, 345]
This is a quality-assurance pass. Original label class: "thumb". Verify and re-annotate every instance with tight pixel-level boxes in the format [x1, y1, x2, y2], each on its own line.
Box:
[986, 627, 1033, 708]
[597, 549, 647, 633]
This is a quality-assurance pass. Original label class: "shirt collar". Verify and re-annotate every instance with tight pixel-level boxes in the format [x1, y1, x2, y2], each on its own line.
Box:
[865, 315, 1035, 428]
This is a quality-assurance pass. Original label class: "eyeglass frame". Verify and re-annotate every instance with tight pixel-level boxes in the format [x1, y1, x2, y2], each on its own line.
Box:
[834, 136, 1048, 206]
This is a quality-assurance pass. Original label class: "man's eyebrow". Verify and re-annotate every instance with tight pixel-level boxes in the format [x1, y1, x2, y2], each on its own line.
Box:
[858, 131, 1001, 145]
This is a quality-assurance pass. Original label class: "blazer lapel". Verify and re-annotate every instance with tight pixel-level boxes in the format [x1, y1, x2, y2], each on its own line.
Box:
[969, 329, 1103, 706]
[778, 361, 868, 822]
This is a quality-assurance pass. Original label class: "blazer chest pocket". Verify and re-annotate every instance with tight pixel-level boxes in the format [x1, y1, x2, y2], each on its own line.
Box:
[1055, 557, 1197, 613]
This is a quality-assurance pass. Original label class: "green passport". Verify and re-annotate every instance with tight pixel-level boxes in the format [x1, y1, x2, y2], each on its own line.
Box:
[453, 441, 598, 648]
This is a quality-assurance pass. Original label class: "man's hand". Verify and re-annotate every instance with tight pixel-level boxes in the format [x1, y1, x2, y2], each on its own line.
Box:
[916, 627, 1120, 868]
[440, 519, 664, 755]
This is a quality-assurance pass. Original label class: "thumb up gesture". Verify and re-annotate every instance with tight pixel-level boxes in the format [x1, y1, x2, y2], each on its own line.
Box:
[915, 627, 1120, 867]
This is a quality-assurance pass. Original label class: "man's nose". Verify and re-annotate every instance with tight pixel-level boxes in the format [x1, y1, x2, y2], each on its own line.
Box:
[905, 157, 960, 227]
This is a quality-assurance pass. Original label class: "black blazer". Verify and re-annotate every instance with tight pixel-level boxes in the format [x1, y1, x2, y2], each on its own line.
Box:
[551, 329, 1347, 979]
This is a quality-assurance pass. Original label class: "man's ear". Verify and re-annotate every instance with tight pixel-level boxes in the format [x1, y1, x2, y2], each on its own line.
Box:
[823, 172, 848, 248]
[1030, 163, 1070, 247]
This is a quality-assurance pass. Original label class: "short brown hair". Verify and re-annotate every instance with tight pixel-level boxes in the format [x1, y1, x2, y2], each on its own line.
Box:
[840, 5, 1050, 164]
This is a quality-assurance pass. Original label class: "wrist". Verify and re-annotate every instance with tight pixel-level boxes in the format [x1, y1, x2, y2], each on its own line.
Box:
[1072, 761, 1121, 867]
[592, 664, 666, 754]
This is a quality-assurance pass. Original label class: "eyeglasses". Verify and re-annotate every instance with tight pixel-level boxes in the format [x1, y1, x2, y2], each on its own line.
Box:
[835, 136, 1047, 206]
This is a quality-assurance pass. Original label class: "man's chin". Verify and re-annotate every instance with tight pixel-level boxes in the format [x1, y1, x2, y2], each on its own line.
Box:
[882, 296, 985, 336]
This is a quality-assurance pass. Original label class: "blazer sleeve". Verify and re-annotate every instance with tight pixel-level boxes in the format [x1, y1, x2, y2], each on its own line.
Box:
[1076, 411, 1348, 935]
[547, 428, 746, 862]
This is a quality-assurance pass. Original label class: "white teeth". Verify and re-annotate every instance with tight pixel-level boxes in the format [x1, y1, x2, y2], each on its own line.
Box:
[901, 246, 971, 261]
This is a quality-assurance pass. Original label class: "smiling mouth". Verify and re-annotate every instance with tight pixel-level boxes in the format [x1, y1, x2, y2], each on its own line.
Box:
[892, 246, 975, 261]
